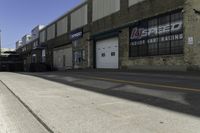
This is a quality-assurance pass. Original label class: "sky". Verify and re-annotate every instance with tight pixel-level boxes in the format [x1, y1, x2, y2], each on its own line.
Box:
[0, 0, 83, 48]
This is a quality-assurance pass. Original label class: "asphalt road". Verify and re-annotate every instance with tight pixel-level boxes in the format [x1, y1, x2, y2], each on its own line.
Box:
[28, 71, 200, 117]
[0, 71, 200, 133]
[57, 70, 200, 90]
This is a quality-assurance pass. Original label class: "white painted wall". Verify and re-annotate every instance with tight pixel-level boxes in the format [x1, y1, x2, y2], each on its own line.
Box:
[70, 4, 88, 31]
[57, 16, 68, 36]
[92, 0, 120, 22]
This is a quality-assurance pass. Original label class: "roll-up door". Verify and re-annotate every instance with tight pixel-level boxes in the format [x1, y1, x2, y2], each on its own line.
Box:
[53, 46, 72, 70]
[96, 37, 119, 69]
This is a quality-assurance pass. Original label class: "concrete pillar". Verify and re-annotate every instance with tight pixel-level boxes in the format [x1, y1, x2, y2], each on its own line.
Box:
[184, 0, 200, 70]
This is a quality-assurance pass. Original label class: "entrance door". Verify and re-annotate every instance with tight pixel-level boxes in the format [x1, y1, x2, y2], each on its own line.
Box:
[53, 47, 72, 70]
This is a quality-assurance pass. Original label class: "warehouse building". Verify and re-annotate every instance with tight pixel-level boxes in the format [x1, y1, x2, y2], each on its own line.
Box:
[38, 2, 91, 71]
[16, 25, 46, 71]
[89, 0, 200, 71]
[16, 40, 22, 49]
[0, 48, 22, 71]
[17, 0, 200, 71]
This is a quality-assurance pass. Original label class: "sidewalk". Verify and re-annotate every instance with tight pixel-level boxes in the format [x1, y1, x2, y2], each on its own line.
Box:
[0, 72, 200, 133]
[0, 81, 48, 133]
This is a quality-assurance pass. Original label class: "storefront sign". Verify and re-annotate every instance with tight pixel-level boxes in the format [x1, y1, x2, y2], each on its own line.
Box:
[129, 14, 183, 46]
[188, 37, 194, 45]
[129, 10, 184, 57]
[70, 29, 83, 41]
[130, 21, 182, 40]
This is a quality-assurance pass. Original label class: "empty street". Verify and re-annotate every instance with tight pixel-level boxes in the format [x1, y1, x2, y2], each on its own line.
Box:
[0, 71, 200, 133]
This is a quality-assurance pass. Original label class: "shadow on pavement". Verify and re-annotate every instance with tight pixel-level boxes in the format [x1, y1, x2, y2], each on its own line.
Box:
[19, 72, 200, 118]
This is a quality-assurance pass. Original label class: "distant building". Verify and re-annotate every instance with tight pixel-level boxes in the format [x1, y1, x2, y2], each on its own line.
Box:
[1, 48, 15, 55]
[16, 40, 23, 49]
[16, 0, 200, 72]
[31, 25, 45, 41]
[0, 48, 23, 71]
[15, 24, 46, 72]
[22, 34, 32, 45]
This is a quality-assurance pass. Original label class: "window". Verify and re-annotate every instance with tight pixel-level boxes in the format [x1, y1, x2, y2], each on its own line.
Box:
[71, 5, 88, 30]
[158, 15, 170, 55]
[42, 50, 46, 63]
[33, 41, 38, 49]
[111, 52, 115, 56]
[74, 50, 86, 64]
[47, 24, 55, 41]
[102, 53, 106, 57]
[40, 30, 46, 43]
[63, 55, 66, 67]
[170, 12, 183, 54]
[129, 10, 183, 57]
[92, 0, 120, 21]
[148, 18, 158, 56]
[72, 40, 81, 48]
[57, 16, 68, 36]
[32, 54, 37, 63]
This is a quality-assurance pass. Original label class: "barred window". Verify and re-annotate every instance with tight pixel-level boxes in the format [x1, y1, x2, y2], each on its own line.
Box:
[129, 10, 183, 57]
[170, 12, 183, 54]
[148, 18, 158, 56]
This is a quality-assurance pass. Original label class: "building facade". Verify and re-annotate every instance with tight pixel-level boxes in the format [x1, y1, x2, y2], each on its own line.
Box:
[16, 0, 200, 71]
[89, 0, 200, 71]
[0, 48, 22, 71]
[38, 2, 91, 71]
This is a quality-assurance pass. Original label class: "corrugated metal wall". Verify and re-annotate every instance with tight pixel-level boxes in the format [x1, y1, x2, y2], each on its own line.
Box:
[129, 0, 145, 7]
[47, 24, 55, 41]
[57, 16, 68, 36]
[92, 0, 120, 22]
[39, 31, 46, 43]
[70, 4, 88, 31]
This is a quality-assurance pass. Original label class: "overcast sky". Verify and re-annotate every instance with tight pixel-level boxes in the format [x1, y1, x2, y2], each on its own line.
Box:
[0, 0, 83, 48]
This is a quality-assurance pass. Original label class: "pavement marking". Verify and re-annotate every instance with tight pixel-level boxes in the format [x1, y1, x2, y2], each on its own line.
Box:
[80, 75, 200, 93]
[0, 80, 54, 133]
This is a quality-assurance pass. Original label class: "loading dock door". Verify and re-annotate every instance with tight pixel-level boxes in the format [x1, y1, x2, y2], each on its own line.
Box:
[96, 37, 119, 69]
[53, 47, 72, 70]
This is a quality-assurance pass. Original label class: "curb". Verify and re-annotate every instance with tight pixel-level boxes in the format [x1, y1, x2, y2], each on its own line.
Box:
[0, 80, 54, 133]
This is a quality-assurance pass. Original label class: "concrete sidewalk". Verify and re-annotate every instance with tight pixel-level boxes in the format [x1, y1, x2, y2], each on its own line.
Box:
[0, 72, 200, 133]
[0, 80, 48, 133]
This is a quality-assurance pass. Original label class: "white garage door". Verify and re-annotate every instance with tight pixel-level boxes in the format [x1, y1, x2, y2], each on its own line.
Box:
[53, 47, 72, 70]
[96, 37, 119, 69]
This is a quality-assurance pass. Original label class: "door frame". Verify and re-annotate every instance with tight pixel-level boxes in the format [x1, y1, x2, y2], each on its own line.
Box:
[94, 35, 120, 69]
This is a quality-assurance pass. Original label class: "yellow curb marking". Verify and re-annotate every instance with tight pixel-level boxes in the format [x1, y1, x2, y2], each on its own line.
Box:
[83, 76, 200, 93]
